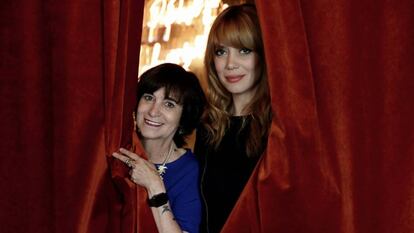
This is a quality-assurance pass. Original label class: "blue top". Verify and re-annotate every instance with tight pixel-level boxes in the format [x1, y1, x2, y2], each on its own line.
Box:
[155, 149, 201, 233]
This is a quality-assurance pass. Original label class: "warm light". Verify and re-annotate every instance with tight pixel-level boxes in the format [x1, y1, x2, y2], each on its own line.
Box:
[139, 0, 227, 75]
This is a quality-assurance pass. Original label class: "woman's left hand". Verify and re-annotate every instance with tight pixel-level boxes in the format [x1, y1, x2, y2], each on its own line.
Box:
[112, 148, 164, 192]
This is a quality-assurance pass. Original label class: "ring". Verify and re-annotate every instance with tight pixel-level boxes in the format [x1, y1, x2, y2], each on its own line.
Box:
[125, 158, 134, 168]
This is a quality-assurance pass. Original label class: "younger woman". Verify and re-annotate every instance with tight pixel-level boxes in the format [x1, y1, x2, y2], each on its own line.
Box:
[195, 4, 272, 233]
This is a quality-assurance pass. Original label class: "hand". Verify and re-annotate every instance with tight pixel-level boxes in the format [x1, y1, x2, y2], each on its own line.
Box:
[112, 148, 164, 192]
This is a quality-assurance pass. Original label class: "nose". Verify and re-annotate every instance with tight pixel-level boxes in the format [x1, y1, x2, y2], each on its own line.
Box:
[148, 102, 161, 117]
[225, 51, 239, 70]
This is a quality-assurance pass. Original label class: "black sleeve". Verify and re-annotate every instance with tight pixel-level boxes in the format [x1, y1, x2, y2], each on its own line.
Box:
[194, 125, 209, 173]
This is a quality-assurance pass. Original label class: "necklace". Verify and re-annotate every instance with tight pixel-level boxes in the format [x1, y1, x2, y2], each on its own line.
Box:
[156, 143, 175, 178]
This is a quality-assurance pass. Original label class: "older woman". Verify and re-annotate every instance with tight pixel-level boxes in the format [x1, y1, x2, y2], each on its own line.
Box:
[113, 63, 206, 233]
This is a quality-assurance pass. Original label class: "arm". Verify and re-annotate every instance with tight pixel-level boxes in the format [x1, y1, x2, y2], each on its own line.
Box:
[113, 148, 185, 233]
[169, 164, 201, 233]
[147, 181, 186, 233]
[194, 126, 207, 162]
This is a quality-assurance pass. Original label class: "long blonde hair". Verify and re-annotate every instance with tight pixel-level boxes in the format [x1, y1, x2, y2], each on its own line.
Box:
[203, 3, 272, 157]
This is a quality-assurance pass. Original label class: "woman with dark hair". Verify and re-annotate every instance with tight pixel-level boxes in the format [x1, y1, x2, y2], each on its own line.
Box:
[195, 4, 272, 233]
[113, 63, 206, 233]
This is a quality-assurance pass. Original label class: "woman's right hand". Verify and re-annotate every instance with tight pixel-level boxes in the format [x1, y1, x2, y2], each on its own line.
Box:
[112, 148, 165, 195]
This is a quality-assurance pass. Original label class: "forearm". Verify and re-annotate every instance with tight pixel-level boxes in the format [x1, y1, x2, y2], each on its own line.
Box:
[151, 202, 184, 233]
[147, 182, 184, 233]
[113, 148, 188, 232]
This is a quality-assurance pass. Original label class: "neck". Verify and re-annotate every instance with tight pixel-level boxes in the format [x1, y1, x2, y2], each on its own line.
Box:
[232, 87, 257, 116]
[142, 139, 175, 163]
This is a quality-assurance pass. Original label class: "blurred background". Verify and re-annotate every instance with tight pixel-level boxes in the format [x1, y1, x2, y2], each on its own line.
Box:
[138, 0, 252, 88]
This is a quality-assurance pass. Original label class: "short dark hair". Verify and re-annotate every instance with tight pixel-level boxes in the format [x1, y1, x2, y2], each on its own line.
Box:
[135, 63, 206, 147]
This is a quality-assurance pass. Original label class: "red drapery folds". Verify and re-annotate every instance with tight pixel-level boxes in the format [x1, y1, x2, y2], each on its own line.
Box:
[222, 0, 414, 233]
[2, 1, 414, 233]
[0, 0, 144, 233]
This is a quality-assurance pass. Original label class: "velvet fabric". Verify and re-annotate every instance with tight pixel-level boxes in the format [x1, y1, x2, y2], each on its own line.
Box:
[222, 0, 414, 233]
[0, 0, 144, 232]
[1, 1, 414, 233]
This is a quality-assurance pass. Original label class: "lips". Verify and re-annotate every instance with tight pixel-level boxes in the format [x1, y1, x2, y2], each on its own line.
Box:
[225, 75, 244, 83]
[144, 119, 163, 127]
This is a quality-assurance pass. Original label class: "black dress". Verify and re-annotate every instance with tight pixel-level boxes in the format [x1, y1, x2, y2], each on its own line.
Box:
[194, 116, 264, 233]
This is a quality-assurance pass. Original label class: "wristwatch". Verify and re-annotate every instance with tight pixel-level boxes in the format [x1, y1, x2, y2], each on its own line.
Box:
[148, 192, 169, 207]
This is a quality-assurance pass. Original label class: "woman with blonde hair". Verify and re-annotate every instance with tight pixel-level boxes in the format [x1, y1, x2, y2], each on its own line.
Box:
[195, 3, 272, 233]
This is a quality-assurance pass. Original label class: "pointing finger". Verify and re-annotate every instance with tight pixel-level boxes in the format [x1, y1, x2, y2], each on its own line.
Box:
[119, 148, 141, 160]
[112, 152, 135, 168]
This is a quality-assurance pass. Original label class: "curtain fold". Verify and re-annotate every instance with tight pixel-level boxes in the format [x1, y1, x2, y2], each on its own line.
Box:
[0, 0, 144, 232]
[222, 0, 414, 233]
[1, 1, 414, 233]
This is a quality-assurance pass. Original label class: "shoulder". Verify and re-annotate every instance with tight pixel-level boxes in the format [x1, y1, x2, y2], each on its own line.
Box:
[172, 149, 199, 173]
[194, 125, 210, 156]
[182, 150, 199, 169]
[163, 150, 199, 191]
[195, 124, 208, 140]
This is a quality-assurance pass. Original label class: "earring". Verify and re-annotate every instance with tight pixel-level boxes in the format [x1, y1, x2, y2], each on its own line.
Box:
[132, 112, 137, 132]
[178, 127, 184, 135]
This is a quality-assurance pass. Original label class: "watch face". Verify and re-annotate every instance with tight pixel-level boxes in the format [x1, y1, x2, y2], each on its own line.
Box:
[148, 192, 169, 207]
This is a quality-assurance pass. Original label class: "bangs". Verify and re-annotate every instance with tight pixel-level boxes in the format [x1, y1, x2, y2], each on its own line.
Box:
[138, 74, 184, 104]
[210, 15, 256, 50]
[163, 87, 183, 103]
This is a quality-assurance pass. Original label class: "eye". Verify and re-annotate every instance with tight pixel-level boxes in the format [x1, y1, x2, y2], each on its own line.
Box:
[164, 100, 177, 109]
[214, 47, 227, 56]
[240, 48, 252, 55]
[142, 94, 154, 101]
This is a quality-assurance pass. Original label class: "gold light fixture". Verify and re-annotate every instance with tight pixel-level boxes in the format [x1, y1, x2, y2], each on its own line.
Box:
[138, 0, 228, 77]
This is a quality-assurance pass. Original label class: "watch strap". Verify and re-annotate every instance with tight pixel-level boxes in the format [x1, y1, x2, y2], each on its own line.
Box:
[148, 192, 169, 207]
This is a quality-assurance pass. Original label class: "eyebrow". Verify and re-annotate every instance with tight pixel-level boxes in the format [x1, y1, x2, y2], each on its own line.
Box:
[143, 91, 182, 104]
[165, 96, 180, 103]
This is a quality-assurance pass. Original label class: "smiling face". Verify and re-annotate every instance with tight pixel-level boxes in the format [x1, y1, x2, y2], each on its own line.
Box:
[136, 87, 183, 143]
[213, 44, 259, 99]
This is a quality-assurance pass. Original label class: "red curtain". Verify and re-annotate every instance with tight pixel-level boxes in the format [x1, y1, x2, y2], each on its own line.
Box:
[1, 1, 414, 233]
[223, 0, 414, 233]
[0, 0, 144, 232]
